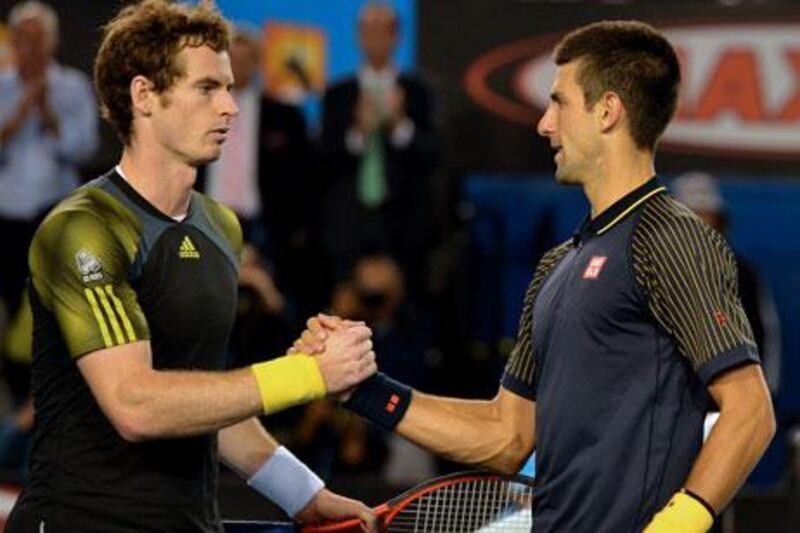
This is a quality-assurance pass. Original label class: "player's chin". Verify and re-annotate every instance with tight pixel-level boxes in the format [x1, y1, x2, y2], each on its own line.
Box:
[554, 168, 581, 185]
[554, 169, 571, 184]
[191, 146, 223, 166]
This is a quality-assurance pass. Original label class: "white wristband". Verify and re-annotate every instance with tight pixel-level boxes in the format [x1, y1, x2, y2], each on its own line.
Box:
[247, 446, 325, 517]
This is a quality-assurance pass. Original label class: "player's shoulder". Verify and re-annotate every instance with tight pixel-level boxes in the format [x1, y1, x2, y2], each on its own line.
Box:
[193, 192, 243, 253]
[526, 239, 573, 292]
[635, 193, 730, 254]
[33, 178, 141, 255]
[43, 177, 138, 227]
[640, 192, 696, 222]
[538, 239, 574, 270]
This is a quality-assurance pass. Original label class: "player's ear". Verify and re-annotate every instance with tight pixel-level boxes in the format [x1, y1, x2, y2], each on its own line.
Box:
[130, 75, 156, 117]
[597, 90, 624, 134]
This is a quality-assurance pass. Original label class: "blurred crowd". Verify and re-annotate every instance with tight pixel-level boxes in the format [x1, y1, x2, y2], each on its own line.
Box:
[0, 1, 453, 489]
[0, 0, 791, 497]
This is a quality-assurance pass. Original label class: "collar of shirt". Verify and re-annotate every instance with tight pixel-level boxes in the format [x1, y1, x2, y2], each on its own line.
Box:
[111, 166, 191, 223]
[573, 176, 666, 245]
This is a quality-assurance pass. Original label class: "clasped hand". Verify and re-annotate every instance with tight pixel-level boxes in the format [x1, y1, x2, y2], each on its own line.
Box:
[291, 315, 376, 397]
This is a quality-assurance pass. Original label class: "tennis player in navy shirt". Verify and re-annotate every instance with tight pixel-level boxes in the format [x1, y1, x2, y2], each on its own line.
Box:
[301, 20, 775, 533]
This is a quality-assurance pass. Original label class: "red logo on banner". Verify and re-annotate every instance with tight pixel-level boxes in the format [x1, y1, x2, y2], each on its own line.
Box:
[582, 256, 608, 280]
[464, 21, 800, 158]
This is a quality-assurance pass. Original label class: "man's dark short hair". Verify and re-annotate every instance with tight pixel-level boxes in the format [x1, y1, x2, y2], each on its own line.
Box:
[554, 20, 681, 151]
[94, 0, 231, 145]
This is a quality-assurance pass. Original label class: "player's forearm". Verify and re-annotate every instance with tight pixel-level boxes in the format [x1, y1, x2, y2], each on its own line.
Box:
[115, 367, 262, 441]
[683, 395, 775, 512]
[219, 418, 279, 478]
[219, 419, 328, 520]
[398, 391, 535, 473]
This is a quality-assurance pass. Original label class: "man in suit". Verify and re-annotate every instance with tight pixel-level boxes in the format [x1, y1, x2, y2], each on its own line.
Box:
[319, 2, 440, 301]
[201, 29, 320, 315]
[0, 1, 98, 316]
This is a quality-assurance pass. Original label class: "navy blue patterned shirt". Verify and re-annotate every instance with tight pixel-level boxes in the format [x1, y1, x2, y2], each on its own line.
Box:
[502, 177, 759, 532]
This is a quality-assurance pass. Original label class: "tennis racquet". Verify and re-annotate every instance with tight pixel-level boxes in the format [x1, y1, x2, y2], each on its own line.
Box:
[300, 470, 536, 532]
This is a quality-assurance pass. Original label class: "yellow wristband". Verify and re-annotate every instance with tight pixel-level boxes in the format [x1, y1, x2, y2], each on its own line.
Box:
[644, 492, 714, 533]
[251, 355, 326, 415]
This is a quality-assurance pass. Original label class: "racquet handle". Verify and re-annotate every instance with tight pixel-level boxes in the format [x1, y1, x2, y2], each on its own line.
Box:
[300, 503, 389, 532]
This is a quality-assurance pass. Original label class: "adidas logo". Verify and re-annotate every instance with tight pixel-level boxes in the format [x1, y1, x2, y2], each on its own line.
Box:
[178, 236, 200, 259]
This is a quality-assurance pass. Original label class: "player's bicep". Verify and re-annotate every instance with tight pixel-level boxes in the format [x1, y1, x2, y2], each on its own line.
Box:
[497, 386, 536, 451]
[76, 340, 153, 439]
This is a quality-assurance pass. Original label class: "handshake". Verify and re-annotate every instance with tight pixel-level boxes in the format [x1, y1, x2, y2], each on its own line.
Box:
[289, 314, 377, 398]
[289, 314, 412, 434]
[251, 313, 408, 431]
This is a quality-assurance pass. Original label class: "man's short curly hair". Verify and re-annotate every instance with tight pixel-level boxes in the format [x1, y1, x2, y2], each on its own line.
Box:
[94, 0, 232, 145]
[554, 20, 681, 151]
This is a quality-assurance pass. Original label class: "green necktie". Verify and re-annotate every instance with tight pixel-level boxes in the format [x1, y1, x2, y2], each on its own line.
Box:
[357, 130, 388, 209]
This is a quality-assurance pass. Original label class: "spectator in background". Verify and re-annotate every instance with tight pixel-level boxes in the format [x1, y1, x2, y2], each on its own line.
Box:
[319, 2, 441, 302]
[672, 171, 782, 395]
[0, 1, 98, 316]
[0, 2, 97, 455]
[200, 28, 321, 317]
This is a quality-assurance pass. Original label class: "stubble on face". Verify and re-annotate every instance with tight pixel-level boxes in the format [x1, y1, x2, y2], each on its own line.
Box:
[151, 46, 235, 167]
[549, 61, 599, 187]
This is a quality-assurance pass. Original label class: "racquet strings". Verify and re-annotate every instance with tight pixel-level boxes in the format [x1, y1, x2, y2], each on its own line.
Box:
[387, 477, 534, 532]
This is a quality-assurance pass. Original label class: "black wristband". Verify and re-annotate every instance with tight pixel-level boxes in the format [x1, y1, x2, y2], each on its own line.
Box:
[343, 372, 412, 432]
[681, 488, 717, 519]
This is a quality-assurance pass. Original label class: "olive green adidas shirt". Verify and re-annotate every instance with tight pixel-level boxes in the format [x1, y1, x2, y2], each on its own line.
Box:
[9, 170, 242, 533]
